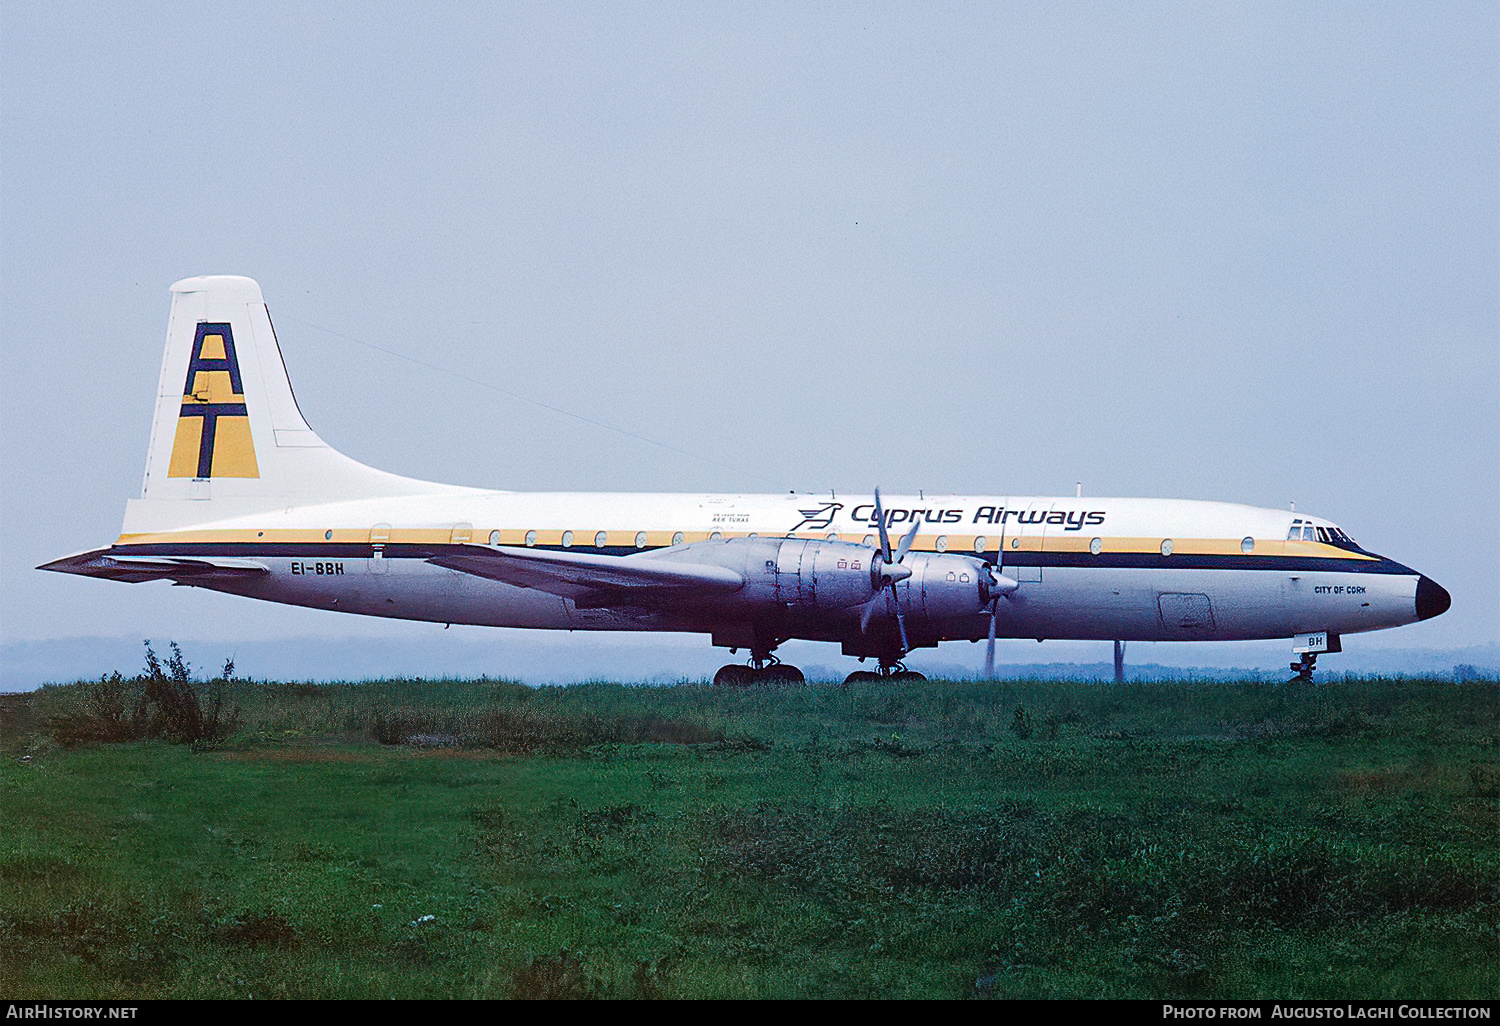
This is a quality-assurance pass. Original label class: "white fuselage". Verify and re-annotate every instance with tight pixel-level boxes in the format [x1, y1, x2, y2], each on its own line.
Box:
[107, 490, 1430, 657]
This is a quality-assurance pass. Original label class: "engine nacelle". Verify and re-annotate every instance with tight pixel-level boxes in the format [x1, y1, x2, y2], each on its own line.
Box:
[652, 537, 994, 621]
[651, 536, 872, 611]
[890, 550, 996, 621]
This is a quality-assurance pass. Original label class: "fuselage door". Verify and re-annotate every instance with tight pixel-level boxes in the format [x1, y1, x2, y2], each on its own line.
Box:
[1008, 502, 1050, 583]
[369, 523, 391, 575]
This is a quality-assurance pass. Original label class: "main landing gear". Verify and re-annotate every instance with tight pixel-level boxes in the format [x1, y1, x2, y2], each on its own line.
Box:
[842, 660, 927, 685]
[712, 653, 805, 687]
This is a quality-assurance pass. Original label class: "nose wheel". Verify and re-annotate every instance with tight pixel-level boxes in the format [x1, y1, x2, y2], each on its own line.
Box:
[1289, 652, 1318, 683]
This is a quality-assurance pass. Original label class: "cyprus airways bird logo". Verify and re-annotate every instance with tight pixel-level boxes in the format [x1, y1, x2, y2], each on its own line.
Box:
[790, 502, 843, 532]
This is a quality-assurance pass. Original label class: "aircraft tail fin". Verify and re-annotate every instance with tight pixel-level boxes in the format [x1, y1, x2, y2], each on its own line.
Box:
[128, 276, 456, 532]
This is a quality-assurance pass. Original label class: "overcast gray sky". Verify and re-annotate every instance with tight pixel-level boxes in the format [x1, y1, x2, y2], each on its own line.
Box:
[3, 2, 1496, 666]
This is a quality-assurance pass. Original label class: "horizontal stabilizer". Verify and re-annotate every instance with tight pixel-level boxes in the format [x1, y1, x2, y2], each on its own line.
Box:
[38, 549, 269, 584]
[428, 545, 744, 605]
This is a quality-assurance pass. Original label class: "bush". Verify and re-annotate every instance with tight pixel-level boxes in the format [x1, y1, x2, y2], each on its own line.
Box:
[47, 641, 239, 746]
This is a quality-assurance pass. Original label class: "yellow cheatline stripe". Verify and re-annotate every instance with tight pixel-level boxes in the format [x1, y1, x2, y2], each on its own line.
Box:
[112, 527, 1374, 560]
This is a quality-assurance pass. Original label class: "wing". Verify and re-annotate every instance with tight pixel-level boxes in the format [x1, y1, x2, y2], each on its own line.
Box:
[428, 545, 743, 607]
[38, 548, 270, 584]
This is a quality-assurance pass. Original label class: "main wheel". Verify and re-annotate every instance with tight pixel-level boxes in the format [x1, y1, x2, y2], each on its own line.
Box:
[842, 670, 880, 685]
[713, 664, 754, 687]
[889, 670, 927, 683]
[762, 664, 805, 685]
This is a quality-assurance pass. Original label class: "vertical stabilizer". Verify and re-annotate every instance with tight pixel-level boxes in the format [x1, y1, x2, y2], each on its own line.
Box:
[127, 276, 457, 532]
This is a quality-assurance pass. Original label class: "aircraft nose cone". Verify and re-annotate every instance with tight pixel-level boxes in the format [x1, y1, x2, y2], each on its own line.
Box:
[1416, 575, 1451, 621]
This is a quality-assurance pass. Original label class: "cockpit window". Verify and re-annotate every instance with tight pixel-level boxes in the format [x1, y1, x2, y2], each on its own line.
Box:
[1328, 526, 1361, 550]
[1289, 518, 1363, 550]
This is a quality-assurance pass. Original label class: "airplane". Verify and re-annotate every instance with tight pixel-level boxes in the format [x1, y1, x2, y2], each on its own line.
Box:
[41, 276, 1451, 685]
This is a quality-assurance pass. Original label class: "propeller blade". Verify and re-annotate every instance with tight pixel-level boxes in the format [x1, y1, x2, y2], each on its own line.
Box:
[984, 599, 997, 678]
[894, 517, 921, 564]
[873, 488, 892, 563]
[890, 582, 910, 654]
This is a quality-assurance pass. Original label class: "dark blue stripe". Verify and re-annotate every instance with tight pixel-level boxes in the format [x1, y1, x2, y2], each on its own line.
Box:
[176, 404, 249, 417]
[986, 551, 1418, 576]
[108, 541, 1419, 577]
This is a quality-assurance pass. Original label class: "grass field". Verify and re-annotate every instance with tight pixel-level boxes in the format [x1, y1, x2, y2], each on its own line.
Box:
[1, 668, 1495, 999]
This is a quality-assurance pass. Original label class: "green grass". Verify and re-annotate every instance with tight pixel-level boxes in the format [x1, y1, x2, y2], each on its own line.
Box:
[1, 675, 1495, 998]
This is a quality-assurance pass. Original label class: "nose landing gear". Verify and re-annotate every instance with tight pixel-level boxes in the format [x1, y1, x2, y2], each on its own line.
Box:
[1289, 631, 1340, 683]
[1289, 652, 1318, 683]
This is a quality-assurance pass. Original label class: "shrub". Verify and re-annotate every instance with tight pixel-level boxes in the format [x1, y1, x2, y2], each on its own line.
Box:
[47, 641, 239, 746]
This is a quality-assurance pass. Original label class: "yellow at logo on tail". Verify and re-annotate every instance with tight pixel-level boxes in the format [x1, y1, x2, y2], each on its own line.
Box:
[167, 322, 259, 478]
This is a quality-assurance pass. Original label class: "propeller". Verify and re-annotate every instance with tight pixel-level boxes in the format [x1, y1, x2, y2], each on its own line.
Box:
[982, 542, 1019, 679]
[861, 489, 921, 655]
